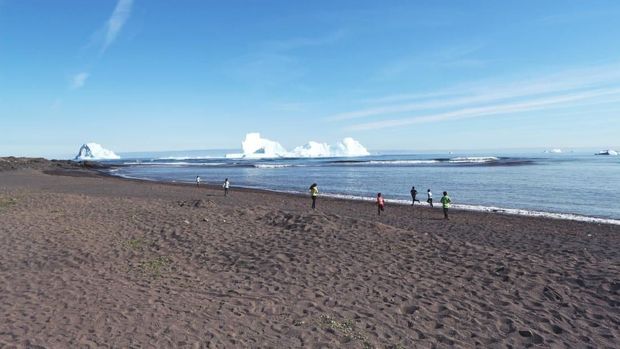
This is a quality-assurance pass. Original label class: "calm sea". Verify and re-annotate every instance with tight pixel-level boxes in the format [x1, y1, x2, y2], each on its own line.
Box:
[105, 151, 620, 223]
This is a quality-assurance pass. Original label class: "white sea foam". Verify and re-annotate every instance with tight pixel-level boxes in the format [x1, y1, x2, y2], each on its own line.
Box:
[366, 160, 440, 165]
[253, 164, 297, 169]
[226, 133, 370, 159]
[448, 156, 499, 163]
[74, 143, 120, 160]
[453, 204, 620, 225]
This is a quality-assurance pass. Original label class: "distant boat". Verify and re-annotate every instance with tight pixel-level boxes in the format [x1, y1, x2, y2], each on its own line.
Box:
[595, 149, 618, 156]
[544, 148, 562, 154]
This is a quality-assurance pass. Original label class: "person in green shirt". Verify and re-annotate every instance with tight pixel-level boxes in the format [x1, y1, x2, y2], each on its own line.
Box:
[309, 183, 318, 209]
[440, 191, 451, 220]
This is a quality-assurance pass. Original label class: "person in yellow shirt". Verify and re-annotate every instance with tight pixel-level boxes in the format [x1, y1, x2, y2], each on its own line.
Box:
[309, 183, 318, 209]
[440, 191, 452, 220]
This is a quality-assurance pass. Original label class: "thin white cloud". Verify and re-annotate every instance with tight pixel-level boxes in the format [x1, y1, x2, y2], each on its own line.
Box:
[71, 72, 90, 89]
[259, 30, 347, 52]
[377, 42, 487, 78]
[102, 0, 133, 53]
[329, 63, 620, 121]
[348, 87, 620, 130]
[66, 0, 133, 91]
[230, 30, 345, 86]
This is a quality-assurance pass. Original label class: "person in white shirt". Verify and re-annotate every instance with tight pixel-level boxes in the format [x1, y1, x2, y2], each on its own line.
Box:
[223, 178, 230, 196]
[196, 176, 201, 187]
[427, 189, 433, 207]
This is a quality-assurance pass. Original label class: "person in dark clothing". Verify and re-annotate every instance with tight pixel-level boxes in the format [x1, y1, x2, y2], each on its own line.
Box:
[309, 183, 318, 209]
[410, 186, 420, 205]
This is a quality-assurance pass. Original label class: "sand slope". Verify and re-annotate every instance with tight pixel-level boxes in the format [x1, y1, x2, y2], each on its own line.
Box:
[0, 169, 618, 348]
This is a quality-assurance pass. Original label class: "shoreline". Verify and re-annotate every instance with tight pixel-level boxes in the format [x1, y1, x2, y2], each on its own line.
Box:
[108, 170, 620, 226]
[9, 155, 615, 226]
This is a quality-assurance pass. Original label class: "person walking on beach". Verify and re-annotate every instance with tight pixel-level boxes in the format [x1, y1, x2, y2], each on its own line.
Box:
[196, 176, 201, 187]
[410, 186, 420, 205]
[377, 193, 385, 215]
[309, 183, 318, 209]
[223, 178, 230, 196]
[427, 189, 433, 207]
[440, 191, 451, 220]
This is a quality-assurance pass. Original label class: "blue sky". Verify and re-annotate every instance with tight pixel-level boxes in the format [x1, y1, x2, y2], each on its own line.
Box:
[1, 0, 619, 158]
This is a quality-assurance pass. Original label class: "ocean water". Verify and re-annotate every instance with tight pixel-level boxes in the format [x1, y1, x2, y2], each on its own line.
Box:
[105, 152, 620, 223]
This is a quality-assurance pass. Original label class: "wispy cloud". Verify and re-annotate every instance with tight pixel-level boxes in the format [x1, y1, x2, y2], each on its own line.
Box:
[230, 30, 346, 86]
[538, 9, 620, 25]
[64, 0, 133, 92]
[377, 42, 486, 78]
[258, 30, 347, 52]
[102, 0, 133, 53]
[71, 72, 90, 89]
[348, 87, 620, 130]
[329, 63, 620, 124]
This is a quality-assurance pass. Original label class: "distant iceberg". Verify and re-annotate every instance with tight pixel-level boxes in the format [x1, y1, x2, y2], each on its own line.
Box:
[240, 132, 288, 158]
[595, 149, 618, 156]
[226, 133, 370, 159]
[544, 148, 562, 154]
[74, 143, 120, 160]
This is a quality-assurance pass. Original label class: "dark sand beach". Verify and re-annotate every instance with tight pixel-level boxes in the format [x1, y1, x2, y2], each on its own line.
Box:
[0, 159, 618, 348]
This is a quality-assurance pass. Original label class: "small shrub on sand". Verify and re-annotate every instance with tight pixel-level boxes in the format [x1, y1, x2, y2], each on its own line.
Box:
[137, 256, 171, 277]
[317, 314, 372, 348]
[123, 238, 145, 250]
[0, 196, 17, 210]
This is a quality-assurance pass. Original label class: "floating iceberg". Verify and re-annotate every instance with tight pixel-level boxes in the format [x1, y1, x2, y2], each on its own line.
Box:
[74, 143, 120, 160]
[226, 133, 370, 159]
[332, 138, 370, 157]
[595, 149, 618, 156]
[237, 132, 288, 158]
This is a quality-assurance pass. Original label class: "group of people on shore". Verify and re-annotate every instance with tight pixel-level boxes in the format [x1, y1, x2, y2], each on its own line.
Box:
[310, 183, 452, 220]
[195, 175, 452, 220]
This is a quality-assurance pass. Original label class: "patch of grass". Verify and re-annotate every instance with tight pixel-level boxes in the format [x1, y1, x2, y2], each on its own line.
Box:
[236, 260, 251, 269]
[123, 238, 145, 250]
[317, 314, 372, 348]
[137, 256, 171, 277]
[0, 196, 17, 210]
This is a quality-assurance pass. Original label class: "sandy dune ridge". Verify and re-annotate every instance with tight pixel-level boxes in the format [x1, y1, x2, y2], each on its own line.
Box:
[0, 166, 618, 348]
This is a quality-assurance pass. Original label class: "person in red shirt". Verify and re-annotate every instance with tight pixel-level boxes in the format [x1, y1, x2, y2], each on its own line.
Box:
[376, 193, 385, 215]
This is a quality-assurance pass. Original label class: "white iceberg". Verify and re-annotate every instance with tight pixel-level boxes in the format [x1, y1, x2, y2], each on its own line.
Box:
[292, 141, 332, 157]
[226, 133, 370, 159]
[331, 137, 370, 157]
[74, 143, 120, 160]
[544, 148, 562, 154]
[595, 149, 618, 156]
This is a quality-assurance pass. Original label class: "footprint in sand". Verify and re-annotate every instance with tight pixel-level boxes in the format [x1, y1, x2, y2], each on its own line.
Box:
[518, 330, 544, 344]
